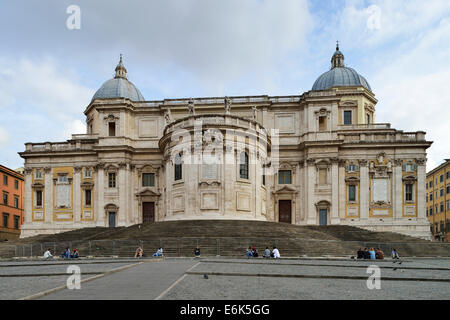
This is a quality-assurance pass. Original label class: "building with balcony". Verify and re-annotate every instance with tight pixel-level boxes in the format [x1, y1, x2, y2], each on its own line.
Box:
[426, 159, 450, 241]
[0, 165, 24, 240]
[19, 46, 432, 239]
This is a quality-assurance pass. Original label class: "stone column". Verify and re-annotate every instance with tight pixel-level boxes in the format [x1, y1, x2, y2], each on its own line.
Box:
[118, 162, 127, 226]
[96, 164, 105, 227]
[359, 160, 369, 221]
[417, 159, 426, 220]
[44, 167, 53, 223]
[338, 160, 346, 219]
[393, 159, 403, 219]
[23, 168, 33, 225]
[73, 166, 81, 223]
[330, 158, 340, 224]
[297, 161, 304, 223]
[306, 159, 316, 225]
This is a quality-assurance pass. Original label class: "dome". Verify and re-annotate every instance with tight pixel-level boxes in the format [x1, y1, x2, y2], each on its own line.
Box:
[92, 56, 145, 102]
[312, 67, 372, 91]
[311, 44, 372, 92]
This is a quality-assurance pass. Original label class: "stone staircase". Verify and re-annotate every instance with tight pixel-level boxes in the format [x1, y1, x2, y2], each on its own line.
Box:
[2, 220, 449, 258]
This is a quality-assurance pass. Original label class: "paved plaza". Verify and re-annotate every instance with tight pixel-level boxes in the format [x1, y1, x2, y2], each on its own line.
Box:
[0, 257, 449, 300]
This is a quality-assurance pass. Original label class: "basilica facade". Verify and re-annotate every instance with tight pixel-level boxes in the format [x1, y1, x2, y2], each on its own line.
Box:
[19, 47, 432, 239]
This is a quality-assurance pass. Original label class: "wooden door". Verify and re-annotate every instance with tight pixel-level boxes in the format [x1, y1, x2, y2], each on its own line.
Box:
[142, 202, 155, 223]
[319, 209, 327, 226]
[278, 200, 292, 223]
[108, 212, 116, 228]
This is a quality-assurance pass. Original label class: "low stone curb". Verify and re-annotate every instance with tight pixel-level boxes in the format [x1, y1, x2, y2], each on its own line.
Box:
[200, 259, 450, 271]
[185, 271, 450, 282]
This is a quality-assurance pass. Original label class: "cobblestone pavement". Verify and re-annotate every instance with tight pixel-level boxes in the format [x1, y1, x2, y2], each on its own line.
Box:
[161, 258, 450, 300]
[161, 275, 450, 300]
[1, 257, 448, 300]
[38, 259, 198, 300]
[0, 259, 143, 300]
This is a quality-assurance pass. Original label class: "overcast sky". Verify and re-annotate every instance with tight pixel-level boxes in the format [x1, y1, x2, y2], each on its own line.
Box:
[0, 0, 449, 171]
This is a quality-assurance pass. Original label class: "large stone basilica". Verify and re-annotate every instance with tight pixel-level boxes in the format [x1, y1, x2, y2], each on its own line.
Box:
[19, 46, 432, 239]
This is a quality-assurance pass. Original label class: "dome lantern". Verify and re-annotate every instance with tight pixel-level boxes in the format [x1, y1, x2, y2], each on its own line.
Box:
[114, 54, 127, 79]
[331, 41, 345, 69]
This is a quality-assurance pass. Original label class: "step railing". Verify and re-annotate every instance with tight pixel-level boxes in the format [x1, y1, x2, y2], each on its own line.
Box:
[3, 238, 450, 259]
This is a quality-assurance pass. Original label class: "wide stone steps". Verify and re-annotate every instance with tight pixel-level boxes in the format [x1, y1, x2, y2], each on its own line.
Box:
[3, 220, 449, 258]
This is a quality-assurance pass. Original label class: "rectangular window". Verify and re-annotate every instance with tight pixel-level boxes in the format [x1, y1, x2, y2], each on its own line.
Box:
[440, 189, 444, 197]
[3, 175, 7, 186]
[447, 186, 450, 194]
[440, 203, 444, 213]
[366, 113, 370, 124]
[14, 196, 19, 209]
[262, 167, 266, 186]
[426, 208, 428, 217]
[142, 173, 155, 187]
[319, 169, 327, 185]
[3, 193, 8, 205]
[430, 181, 433, 188]
[2, 213, 8, 228]
[14, 215, 19, 229]
[405, 184, 413, 201]
[429, 207, 433, 215]
[447, 201, 450, 210]
[426, 195, 428, 202]
[440, 175, 444, 183]
[447, 171, 449, 179]
[348, 185, 356, 202]
[346, 164, 359, 172]
[35, 170, 42, 180]
[343, 111, 352, 125]
[14, 180, 18, 189]
[84, 169, 92, 178]
[430, 193, 433, 201]
[403, 164, 417, 172]
[36, 190, 42, 207]
[108, 173, 116, 188]
[108, 122, 116, 137]
[318, 116, 326, 132]
[85, 189, 92, 206]
[58, 175, 68, 183]
[278, 170, 292, 184]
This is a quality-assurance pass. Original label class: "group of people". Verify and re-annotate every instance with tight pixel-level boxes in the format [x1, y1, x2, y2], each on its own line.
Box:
[356, 247, 384, 260]
[135, 246, 165, 258]
[357, 247, 401, 260]
[247, 246, 280, 259]
[43, 247, 79, 260]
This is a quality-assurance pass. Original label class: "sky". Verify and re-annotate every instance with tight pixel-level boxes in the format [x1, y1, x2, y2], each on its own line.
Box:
[0, 0, 449, 171]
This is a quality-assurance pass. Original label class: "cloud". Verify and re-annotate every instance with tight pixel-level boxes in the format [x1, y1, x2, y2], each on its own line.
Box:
[0, 126, 9, 149]
[0, 57, 93, 168]
[0, 0, 313, 96]
[61, 119, 86, 140]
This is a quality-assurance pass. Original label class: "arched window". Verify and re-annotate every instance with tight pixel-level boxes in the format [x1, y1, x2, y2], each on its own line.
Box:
[174, 153, 182, 181]
[239, 152, 249, 179]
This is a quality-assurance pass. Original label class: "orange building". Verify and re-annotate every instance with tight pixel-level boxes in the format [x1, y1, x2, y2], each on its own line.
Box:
[426, 159, 450, 242]
[0, 165, 24, 240]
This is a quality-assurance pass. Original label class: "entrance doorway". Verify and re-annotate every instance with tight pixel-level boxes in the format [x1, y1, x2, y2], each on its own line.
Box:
[319, 209, 327, 226]
[142, 202, 155, 223]
[278, 200, 292, 223]
[108, 212, 116, 228]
